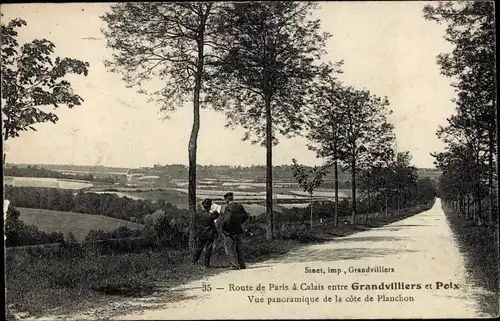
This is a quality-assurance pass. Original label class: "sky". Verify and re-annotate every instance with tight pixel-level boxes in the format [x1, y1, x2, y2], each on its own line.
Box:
[1, 2, 456, 169]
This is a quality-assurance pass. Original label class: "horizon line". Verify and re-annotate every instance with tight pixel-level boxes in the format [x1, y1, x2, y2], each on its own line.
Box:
[5, 161, 440, 170]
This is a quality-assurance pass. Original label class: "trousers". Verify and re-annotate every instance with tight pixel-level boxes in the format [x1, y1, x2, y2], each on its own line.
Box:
[192, 237, 214, 267]
[223, 233, 245, 269]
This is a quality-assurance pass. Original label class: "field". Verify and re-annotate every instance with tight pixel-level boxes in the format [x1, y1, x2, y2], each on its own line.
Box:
[17, 208, 144, 242]
[89, 189, 189, 208]
[5, 176, 93, 190]
[240, 203, 289, 215]
[87, 187, 353, 214]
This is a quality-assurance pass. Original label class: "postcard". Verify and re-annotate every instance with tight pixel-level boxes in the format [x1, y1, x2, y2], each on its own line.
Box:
[2, 1, 498, 320]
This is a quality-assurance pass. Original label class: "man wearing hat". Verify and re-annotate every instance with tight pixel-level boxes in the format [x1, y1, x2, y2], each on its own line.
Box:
[220, 192, 249, 269]
[192, 198, 219, 268]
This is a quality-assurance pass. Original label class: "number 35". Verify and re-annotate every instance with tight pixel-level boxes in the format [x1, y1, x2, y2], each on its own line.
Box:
[202, 283, 212, 292]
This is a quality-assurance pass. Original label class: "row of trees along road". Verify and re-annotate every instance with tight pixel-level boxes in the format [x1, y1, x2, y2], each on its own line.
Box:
[1, 3, 431, 249]
[292, 62, 401, 227]
[424, 2, 497, 227]
[293, 137, 422, 229]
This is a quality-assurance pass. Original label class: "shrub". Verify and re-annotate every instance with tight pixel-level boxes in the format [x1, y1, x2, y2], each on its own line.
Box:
[84, 226, 142, 243]
[275, 223, 319, 242]
[141, 209, 189, 248]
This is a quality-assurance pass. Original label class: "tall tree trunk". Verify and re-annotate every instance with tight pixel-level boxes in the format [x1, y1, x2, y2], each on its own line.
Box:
[472, 198, 476, 223]
[396, 188, 400, 216]
[462, 194, 465, 217]
[310, 193, 313, 229]
[334, 158, 339, 228]
[350, 156, 356, 225]
[457, 194, 461, 217]
[462, 195, 466, 217]
[3, 139, 6, 213]
[385, 191, 388, 218]
[488, 128, 494, 226]
[3, 128, 8, 166]
[332, 125, 339, 229]
[188, 30, 205, 250]
[188, 99, 200, 251]
[364, 191, 371, 224]
[475, 187, 482, 224]
[265, 97, 273, 240]
[466, 192, 470, 220]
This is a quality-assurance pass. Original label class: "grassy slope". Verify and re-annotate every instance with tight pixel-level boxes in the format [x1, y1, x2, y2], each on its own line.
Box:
[442, 204, 499, 317]
[18, 208, 144, 242]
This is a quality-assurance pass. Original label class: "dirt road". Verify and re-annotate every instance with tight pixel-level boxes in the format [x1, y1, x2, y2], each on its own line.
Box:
[45, 199, 495, 319]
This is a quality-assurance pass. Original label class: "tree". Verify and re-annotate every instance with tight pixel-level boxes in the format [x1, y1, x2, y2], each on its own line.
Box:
[375, 161, 397, 218]
[1, 17, 90, 163]
[415, 178, 437, 204]
[392, 151, 418, 213]
[306, 63, 345, 228]
[102, 3, 224, 249]
[66, 232, 78, 244]
[334, 84, 395, 224]
[210, 2, 330, 240]
[291, 159, 328, 229]
[424, 1, 496, 226]
[434, 143, 486, 224]
[358, 164, 391, 222]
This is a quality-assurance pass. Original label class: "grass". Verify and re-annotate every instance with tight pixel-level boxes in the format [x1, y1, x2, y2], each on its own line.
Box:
[17, 208, 144, 242]
[5, 237, 297, 320]
[6, 248, 197, 318]
[6, 201, 434, 320]
[442, 204, 499, 317]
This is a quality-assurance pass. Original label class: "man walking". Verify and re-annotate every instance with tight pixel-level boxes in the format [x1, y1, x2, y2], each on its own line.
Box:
[192, 198, 219, 268]
[220, 192, 249, 270]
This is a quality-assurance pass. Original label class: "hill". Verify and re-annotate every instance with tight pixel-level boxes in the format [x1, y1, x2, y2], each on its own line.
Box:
[6, 163, 442, 184]
[17, 208, 144, 242]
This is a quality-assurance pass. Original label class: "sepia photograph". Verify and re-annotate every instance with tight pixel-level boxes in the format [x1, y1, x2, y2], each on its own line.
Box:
[2, 1, 498, 320]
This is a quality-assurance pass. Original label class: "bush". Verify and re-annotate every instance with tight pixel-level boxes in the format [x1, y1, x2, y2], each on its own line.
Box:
[85, 226, 142, 243]
[82, 226, 148, 255]
[275, 223, 318, 242]
[244, 222, 267, 236]
[141, 209, 189, 248]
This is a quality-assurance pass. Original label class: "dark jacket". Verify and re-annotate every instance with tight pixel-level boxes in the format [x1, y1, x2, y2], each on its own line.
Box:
[221, 202, 249, 235]
[195, 209, 219, 240]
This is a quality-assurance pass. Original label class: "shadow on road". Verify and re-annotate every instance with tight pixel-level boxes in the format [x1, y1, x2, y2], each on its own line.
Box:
[372, 224, 433, 232]
[376, 224, 432, 228]
[209, 264, 274, 270]
[268, 247, 419, 264]
[329, 236, 411, 243]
